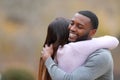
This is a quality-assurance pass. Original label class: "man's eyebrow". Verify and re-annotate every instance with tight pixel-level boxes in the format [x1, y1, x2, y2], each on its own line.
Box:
[79, 23, 84, 26]
[70, 19, 84, 26]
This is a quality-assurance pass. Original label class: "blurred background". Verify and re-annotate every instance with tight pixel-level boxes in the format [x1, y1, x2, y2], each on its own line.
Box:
[0, 0, 120, 80]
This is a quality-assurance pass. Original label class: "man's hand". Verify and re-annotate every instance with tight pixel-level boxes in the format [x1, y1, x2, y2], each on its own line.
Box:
[41, 44, 53, 62]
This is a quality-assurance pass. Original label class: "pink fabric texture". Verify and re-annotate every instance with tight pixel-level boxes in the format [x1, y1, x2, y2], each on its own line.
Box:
[56, 36, 119, 73]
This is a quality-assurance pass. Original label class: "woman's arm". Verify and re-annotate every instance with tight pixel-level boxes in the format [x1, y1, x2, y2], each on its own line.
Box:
[69, 35, 119, 51]
[92, 35, 119, 49]
[55, 35, 118, 73]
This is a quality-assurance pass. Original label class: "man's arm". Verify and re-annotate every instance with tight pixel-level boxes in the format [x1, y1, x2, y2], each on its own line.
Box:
[45, 49, 113, 80]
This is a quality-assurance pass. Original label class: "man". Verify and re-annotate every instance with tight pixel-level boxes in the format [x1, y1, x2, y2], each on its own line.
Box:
[41, 10, 114, 80]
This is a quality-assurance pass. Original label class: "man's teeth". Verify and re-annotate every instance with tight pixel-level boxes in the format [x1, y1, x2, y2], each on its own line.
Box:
[69, 33, 77, 37]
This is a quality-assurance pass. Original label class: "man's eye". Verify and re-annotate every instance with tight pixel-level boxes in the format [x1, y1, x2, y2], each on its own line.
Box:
[70, 22, 74, 25]
[78, 25, 82, 28]
[77, 24, 83, 29]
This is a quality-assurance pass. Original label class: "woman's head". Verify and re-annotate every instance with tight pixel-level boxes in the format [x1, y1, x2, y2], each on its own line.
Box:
[44, 17, 70, 47]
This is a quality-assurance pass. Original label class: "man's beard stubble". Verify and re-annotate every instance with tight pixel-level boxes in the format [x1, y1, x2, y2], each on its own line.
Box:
[75, 33, 91, 42]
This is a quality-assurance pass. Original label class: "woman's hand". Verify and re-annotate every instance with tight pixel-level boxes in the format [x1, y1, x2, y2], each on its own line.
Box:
[41, 44, 53, 62]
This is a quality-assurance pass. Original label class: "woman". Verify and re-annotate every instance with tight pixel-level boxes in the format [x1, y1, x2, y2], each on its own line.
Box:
[38, 17, 69, 80]
[39, 17, 119, 80]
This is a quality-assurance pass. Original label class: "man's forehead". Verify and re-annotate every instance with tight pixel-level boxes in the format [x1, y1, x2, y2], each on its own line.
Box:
[72, 13, 79, 19]
[73, 13, 90, 20]
[71, 13, 91, 24]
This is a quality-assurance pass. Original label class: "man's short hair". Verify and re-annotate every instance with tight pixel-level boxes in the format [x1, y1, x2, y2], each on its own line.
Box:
[78, 10, 99, 29]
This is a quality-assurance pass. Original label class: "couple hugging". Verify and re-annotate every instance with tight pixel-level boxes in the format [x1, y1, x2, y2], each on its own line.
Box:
[39, 10, 119, 80]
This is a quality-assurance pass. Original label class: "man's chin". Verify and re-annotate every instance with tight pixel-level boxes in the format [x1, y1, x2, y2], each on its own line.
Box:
[68, 38, 76, 42]
[68, 37, 88, 42]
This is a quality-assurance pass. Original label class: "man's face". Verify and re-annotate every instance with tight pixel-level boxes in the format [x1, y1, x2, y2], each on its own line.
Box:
[68, 13, 96, 42]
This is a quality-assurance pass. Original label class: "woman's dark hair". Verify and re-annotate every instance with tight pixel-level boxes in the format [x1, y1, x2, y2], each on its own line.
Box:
[38, 17, 70, 80]
[44, 17, 69, 52]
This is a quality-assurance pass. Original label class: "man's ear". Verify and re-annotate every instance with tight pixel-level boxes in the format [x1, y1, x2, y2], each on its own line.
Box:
[89, 29, 97, 37]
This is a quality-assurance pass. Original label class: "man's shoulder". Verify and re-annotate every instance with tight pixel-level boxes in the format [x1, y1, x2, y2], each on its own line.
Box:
[87, 49, 113, 62]
[84, 49, 113, 69]
[95, 48, 110, 52]
[90, 49, 111, 56]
